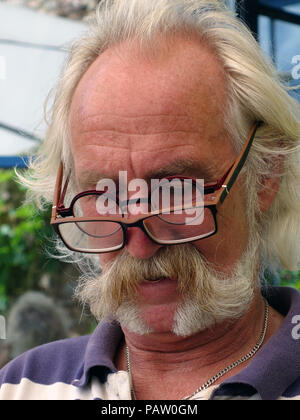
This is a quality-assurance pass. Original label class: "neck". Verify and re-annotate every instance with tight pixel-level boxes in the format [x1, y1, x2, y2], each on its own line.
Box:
[124, 292, 264, 357]
[115, 291, 284, 399]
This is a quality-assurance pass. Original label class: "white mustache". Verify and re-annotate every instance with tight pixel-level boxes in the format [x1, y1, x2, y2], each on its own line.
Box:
[75, 240, 258, 336]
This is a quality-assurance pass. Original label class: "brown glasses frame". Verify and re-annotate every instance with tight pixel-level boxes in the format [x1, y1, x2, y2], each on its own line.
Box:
[51, 121, 262, 253]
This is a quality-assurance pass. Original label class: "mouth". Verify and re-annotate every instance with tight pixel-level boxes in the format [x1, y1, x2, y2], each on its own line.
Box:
[143, 278, 165, 283]
[142, 277, 178, 284]
[137, 277, 180, 303]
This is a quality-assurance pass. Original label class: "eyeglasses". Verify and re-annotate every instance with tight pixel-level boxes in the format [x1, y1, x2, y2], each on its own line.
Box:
[51, 122, 261, 253]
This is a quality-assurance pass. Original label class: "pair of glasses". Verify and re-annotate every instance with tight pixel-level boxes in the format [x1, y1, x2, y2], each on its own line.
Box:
[51, 122, 262, 253]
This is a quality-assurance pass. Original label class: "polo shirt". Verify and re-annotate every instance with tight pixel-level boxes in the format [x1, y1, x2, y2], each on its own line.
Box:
[0, 286, 299, 400]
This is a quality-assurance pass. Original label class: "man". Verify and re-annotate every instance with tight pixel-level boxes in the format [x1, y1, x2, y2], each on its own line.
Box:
[0, 0, 300, 400]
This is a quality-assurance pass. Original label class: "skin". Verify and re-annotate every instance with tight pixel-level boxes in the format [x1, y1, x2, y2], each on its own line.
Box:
[69, 36, 284, 399]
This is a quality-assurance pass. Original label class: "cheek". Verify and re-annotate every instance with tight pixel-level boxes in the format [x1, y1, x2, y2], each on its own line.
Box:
[194, 190, 250, 271]
[99, 250, 121, 270]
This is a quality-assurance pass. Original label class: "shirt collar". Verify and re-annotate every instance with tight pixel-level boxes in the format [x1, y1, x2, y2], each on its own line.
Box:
[74, 286, 300, 400]
[74, 317, 123, 387]
[212, 286, 300, 400]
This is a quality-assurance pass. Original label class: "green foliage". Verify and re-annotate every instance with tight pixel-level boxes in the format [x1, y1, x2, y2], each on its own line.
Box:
[0, 169, 61, 310]
[279, 269, 300, 290]
[263, 267, 300, 290]
[0, 169, 96, 336]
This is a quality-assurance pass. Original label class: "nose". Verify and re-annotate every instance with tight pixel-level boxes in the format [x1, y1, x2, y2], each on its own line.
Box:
[125, 226, 162, 259]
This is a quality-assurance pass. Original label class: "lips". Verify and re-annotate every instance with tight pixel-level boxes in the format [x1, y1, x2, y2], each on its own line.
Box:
[137, 277, 179, 304]
[143, 278, 164, 283]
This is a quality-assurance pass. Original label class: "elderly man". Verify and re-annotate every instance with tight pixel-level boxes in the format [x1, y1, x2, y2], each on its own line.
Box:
[0, 0, 300, 400]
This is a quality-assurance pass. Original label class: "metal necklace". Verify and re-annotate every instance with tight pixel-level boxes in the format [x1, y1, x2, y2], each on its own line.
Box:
[126, 298, 269, 400]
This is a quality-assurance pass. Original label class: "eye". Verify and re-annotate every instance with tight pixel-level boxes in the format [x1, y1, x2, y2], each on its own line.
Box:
[73, 192, 120, 217]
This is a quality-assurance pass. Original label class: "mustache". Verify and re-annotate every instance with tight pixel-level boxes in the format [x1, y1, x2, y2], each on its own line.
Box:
[99, 243, 210, 307]
[75, 240, 258, 333]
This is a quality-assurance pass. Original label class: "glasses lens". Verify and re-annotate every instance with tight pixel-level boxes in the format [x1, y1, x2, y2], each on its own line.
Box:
[73, 192, 121, 218]
[58, 221, 123, 252]
[143, 206, 216, 244]
[150, 177, 203, 214]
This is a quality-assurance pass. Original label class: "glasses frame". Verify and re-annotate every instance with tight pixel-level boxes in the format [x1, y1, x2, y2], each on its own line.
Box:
[51, 121, 262, 253]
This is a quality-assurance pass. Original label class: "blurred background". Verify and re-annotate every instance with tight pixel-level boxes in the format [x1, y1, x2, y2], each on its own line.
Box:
[0, 0, 300, 368]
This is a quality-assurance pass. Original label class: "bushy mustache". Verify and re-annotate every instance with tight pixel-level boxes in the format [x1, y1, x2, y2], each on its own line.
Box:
[75, 243, 211, 317]
[98, 243, 211, 307]
[75, 239, 257, 335]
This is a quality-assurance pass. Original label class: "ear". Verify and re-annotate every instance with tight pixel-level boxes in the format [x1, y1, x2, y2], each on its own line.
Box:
[257, 157, 283, 213]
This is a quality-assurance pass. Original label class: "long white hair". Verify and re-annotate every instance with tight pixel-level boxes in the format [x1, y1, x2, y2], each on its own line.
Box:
[19, 0, 300, 276]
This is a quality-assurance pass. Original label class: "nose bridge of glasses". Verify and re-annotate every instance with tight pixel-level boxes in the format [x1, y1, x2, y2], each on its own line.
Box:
[122, 217, 147, 229]
[116, 216, 154, 249]
[120, 196, 151, 217]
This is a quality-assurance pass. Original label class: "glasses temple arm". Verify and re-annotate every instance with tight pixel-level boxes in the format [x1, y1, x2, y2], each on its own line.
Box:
[51, 163, 64, 220]
[220, 121, 263, 204]
[58, 172, 71, 210]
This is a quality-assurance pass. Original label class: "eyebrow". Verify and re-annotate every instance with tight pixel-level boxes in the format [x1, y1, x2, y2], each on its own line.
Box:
[144, 158, 216, 182]
[77, 158, 217, 191]
[76, 170, 118, 191]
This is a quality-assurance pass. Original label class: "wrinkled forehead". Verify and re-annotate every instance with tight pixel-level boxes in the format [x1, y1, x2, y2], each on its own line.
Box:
[70, 35, 228, 124]
[69, 36, 232, 187]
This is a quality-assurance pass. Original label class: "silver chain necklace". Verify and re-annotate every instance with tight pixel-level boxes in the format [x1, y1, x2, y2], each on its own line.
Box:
[126, 298, 269, 400]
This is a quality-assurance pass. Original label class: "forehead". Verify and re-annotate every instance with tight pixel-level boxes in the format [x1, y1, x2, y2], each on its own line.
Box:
[69, 36, 234, 184]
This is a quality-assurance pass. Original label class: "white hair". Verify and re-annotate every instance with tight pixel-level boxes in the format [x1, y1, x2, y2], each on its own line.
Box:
[19, 0, 300, 275]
